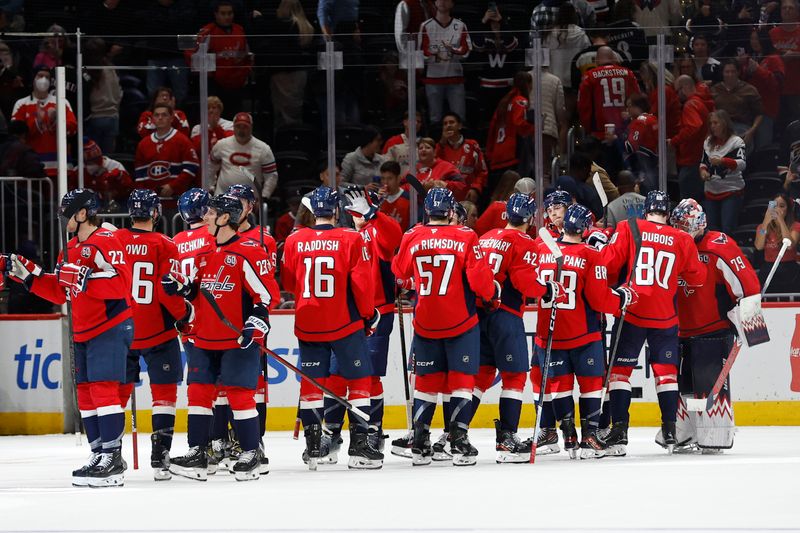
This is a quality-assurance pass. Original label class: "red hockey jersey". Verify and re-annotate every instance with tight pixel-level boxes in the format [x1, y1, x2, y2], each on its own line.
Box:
[474, 201, 537, 238]
[173, 225, 214, 279]
[193, 235, 280, 350]
[435, 137, 488, 194]
[478, 228, 546, 316]
[115, 228, 187, 349]
[134, 129, 200, 202]
[30, 229, 132, 342]
[412, 158, 467, 200]
[578, 64, 641, 137]
[677, 231, 761, 338]
[283, 225, 375, 342]
[137, 109, 190, 139]
[188, 22, 252, 90]
[392, 224, 495, 338]
[240, 225, 278, 269]
[360, 212, 404, 314]
[11, 94, 78, 177]
[602, 219, 705, 329]
[535, 240, 623, 350]
[379, 191, 411, 230]
[625, 112, 658, 156]
[485, 90, 534, 171]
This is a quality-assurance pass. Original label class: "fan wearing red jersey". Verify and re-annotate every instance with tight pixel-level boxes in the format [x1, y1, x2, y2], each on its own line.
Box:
[282, 186, 382, 470]
[535, 204, 636, 460]
[114, 190, 191, 481]
[163, 193, 279, 482]
[6, 189, 133, 487]
[578, 46, 641, 138]
[597, 191, 704, 455]
[669, 199, 761, 453]
[392, 188, 498, 467]
[475, 193, 555, 463]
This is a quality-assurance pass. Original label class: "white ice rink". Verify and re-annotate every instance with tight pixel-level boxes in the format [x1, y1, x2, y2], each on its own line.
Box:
[2, 427, 799, 533]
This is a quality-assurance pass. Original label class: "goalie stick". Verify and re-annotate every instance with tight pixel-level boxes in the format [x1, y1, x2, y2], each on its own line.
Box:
[198, 287, 370, 422]
[685, 237, 790, 412]
[530, 227, 564, 464]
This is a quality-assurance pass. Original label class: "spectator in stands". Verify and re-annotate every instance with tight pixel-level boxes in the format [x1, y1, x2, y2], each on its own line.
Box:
[0, 120, 44, 178]
[379, 160, 410, 230]
[530, 0, 595, 37]
[529, 66, 567, 182]
[383, 110, 422, 175]
[419, 0, 472, 124]
[11, 67, 77, 179]
[623, 93, 659, 194]
[605, 170, 644, 227]
[275, 194, 301, 245]
[711, 60, 764, 152]
[84, 0, 137, 62]
[556, 151, 604, 218]
[685, 1, 724, 38]
[33, 24, 70, 70]
[754, 192, 800, 293]
[690, 34, 722, 84]
[474, 173, 536, 236]
[189, 1, 252, 114]
[134, 102, 199, 206]
[190, 96, 233, 155]
[700, 110, 747, 235]
[341, 126, 387, 188]
[669, 75, 713, 203]
[83, 38, 122, 154]
[210, 112, 277, 199]
[436, 112, 487, 204]
[486, 71, 535, 188]
[82, 138, 133, 210]
[413, 136, 465, 198]
[459, 200, 477, 228]
[639, 61, 680, 139]
[577, 136, 620, 202]
[541, 2, 590, 103]
[139, 0, 197, 105]
[741, 28, 785, 148]
[778, 119, 800, 196]
[770, 0, 800, 128]
[0, 40, 27, 121]
[394, 0, 435, 53]
[632, 0, 681, 40]
[137, 87, 190, 139]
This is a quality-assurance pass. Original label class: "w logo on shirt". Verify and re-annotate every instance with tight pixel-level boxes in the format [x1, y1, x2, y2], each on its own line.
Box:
[487, 53, 507, 69]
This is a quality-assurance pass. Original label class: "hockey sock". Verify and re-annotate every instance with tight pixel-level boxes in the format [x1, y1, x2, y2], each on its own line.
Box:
[499, 371, 526, 432]
[414, 372, 446, 428]
[577, 376, 603, 432]
[118, 382, 134, 408]
[550, 374, 576, 421]
[188, 383, 215, 448]
[228, 387, 259, 452]
[440, 387, 452, 429]
[210, 393, 231, 441]
[653, 363, 679, 423]
[323, 374, 348, 434]
[369, 376, 384, 431]
[256, 375, 267, 437]
[347, 377, 372, 433]
[299, 379, 324, 428]
[471, 365, 496, 423]
[609, 366, 634, 424]
[599, 394, 611, 429]
[77, 383, 101, 453]
[448, 371, 475, 430]
[151, 383, 177, 449]
[90, 381, 125, 453]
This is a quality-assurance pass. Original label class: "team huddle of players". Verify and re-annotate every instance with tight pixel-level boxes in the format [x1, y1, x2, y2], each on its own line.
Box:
[0, 175, 761, 486]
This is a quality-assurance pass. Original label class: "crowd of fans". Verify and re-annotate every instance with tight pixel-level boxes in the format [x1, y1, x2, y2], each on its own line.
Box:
[2, 0, 800, 308]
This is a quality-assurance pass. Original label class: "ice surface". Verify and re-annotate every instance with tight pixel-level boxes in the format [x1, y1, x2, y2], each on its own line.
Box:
[1, 427, 799, 533]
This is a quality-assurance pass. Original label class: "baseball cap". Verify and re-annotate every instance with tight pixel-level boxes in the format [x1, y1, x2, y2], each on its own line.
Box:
[514, 177, 536, 195]
[233, 112, 252, 126]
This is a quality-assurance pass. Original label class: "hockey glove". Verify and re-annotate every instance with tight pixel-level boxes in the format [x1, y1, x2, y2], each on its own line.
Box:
[541, 280, 568, 306]
[161, 272, 193, 297]
[344, 188, 379, 221]
[174, 301, 195, 337]
[483, 279, 502, 312]
[586, 229, 609, 251]
[56, 262, 92, 295]
[240, 314, 271, 349]
[614, 284, 639, 310]
[7, 253, 42, 282]
[396, 277, 415, 292]
[364, 308, 381, 337]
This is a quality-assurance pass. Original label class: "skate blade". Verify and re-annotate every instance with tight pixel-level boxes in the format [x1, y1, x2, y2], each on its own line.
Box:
[319, 452, 339, 464]
[667, 444, 675, 455]
[536, 444, 560, 456]
[391, 446, 413, 459]
[87, 474, 124, 488]
[234, 469, 260, 481]
[496, 451, 531, 463]
[168, 465, 208, 481]
[71, 476, 90, 487]
[451, 453, 477, 466]
[307, 458, 318, 471]
[412, 454, 432, 466]
[153, 468, 172, 481]
[605, 445, 627, 457]
[259, 462, 270, 475]
[347, 456, 383, 470]
[432, 451, 452, 462]
[218, 458, 233, 471]
[579, 448, 605, 460]
[207, 464, 218, 475]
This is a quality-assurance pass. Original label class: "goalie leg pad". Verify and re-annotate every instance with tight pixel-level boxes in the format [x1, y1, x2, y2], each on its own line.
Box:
[689, 333, 736, 449]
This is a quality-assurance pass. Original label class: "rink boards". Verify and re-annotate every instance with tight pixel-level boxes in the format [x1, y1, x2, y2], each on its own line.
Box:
[1, 304, 799, 434]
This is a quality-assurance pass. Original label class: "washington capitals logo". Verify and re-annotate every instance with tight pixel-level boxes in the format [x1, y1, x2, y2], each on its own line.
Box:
[199, 266, 235, 296]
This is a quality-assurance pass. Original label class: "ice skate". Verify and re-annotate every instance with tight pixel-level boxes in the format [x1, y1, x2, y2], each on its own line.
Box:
[71, 452, 101, 487]
[348, 429, 384, 470]
[661, 422, 678, 454]
[367, 427, 387, 453]
[391, 431, 413, 458]
[86, 450, 125, 488]
[169, 446, 208, 481]
[232, 448, 261, 481]
[561, 418, 579, 460]
[431, 432, 452, 461]
[151, 433, 171, 481]
[302, 431, 340, 465]
[258, 441, 270, 475]
[587, 422, 628, 457]
[449, 424, 478, 466]
[206, 439, 226, 475]
[526, 427, 560, 455]
[303, 424, 322, 471]
[655, 428, 697, 453]
[494, 419, 531, 463]
[579, 418, 605, 459]
[411, 423, 432, 466]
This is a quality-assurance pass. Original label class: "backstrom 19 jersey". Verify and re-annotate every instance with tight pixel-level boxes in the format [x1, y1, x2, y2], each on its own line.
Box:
[392, 224, 495, 339]
[114, 228, 187, 349]
[282, 225, 375, 342]
[602, 219, 705, 329]
[535, 240, 623, 350]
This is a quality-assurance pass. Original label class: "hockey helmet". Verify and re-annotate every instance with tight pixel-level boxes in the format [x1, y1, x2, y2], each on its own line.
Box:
[226, 183, 257, 205]
[506, 192, 536, 225]
[644, 190, 670, 215]
[309, 186, 340, 218]
[424, 187, 455, 218]
[563, 203, 593, 235]
[60, 188, 99, 218]
[543, 189, 572, 210]
[178, 188, 209, 224]
[670, 198, 707, 236]
[453, 201, 468, 225]
[128, 189, 162, 221]
[207, 193, 244, 224]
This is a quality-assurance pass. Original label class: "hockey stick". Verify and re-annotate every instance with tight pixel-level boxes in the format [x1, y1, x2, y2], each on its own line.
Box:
[198, 288, 370, 422]
[592, 172, 608, 228]
[404, 173, 426, 198]
[130, 387, 139, 470]
[396, 288, 413, 430]
[292, 398, 301, 440]
[530, 227, 564, 464]
[685, 237, 791, 412]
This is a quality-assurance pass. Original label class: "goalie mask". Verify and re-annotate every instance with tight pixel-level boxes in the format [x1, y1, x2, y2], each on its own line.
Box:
[670, 198, 707, 238]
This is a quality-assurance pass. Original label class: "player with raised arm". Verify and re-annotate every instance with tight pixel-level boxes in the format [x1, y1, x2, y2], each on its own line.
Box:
[593, 191, 704, 455]
[535, 204, 637, 459]
[475, 193, 561, 463]
[668, 199, 761, 453]
[392, 187, 498, 466]
[282, 186, 383, 470]
[163, 193, 280, 481]
[115, 190, 192, 480]
[5, 189, 133, 487]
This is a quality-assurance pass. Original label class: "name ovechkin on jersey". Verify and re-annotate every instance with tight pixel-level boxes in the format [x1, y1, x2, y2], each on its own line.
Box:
[177, 238, 209, 255]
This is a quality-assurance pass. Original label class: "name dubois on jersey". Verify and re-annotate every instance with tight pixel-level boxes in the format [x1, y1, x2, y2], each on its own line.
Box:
[296, 240, 340, 253]
[642, 232, 674, 246]
[410, 238, 466, 255]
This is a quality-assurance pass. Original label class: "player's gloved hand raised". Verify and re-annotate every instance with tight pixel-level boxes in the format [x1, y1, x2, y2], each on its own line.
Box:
[161, 272, 192, 297]
[364, 308, 381, 336]
[614, 283, 639, 310]
[344, 188, 379, 221]
[541, 280, 568, 306]
[56, 262, 91, 294]
[240, 314, 271, 349]
[174, 301, 195, 337]
[7, 253, 42, 282]
[586, 229, 609, 250]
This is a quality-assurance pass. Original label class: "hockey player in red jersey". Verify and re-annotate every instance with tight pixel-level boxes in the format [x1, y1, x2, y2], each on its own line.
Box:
[475, 193, 560, 462]
[577, 46, 641, 138]
[595, 190, 704, 455]
[536, 204, 637, 459]
[5, 189, 133, 487]
[392, 187, 498, 466]
[669, 199, 761, 453]
[163, 193, 279, 481]
[282, 186, 383, 470]
[115, 190, 192, 480]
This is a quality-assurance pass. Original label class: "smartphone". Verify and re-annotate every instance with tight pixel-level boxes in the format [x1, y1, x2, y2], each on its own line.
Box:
[487, 1, 498, 13]
[769, 200, 777, 210]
